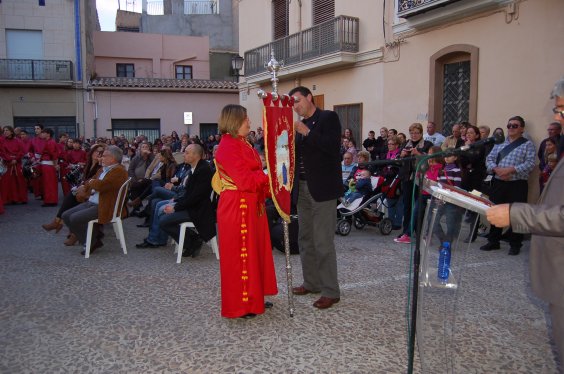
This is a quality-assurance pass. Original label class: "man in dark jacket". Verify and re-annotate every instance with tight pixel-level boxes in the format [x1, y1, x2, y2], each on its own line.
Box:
[136, 144, 215, 256]
[289, 85, 343, 310]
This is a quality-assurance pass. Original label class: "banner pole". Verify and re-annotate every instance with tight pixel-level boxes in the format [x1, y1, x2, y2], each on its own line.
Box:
[283, 220, 295, 317]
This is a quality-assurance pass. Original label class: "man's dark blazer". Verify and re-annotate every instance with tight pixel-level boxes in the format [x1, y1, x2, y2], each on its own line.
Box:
[294, 107, 344, 202]
[172, 159, 216, 241]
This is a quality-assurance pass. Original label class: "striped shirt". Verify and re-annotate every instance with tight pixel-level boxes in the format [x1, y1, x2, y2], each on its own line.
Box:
[438, 163, 462, 187]
[486, 138, 536, 181]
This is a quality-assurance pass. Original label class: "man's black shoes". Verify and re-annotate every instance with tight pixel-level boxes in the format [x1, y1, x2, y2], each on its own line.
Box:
[136, 240, 162, 248]
[480, 242, 501, 251]
[182, 238, 204, 258]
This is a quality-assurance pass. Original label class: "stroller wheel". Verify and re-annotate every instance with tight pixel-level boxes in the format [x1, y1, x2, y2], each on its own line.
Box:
[354, 217, 366, 230]
[337, 219, 352, 236]
[379, 218, 393, 235]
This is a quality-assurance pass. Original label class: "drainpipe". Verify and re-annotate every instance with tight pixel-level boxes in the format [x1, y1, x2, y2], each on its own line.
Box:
[297, 0, 302, 32]
[74, 0, 82, 82]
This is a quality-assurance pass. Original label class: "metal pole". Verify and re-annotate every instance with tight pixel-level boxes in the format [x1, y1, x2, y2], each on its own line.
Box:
[283, 220, 295, 317]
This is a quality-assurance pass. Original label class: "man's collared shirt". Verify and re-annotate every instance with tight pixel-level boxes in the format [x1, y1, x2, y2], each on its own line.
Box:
[88, 163, 119, 204]
[486, 138, 536, 181]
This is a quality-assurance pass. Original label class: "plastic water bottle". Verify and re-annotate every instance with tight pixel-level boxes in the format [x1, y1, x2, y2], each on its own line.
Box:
[437, 242, 451, 281]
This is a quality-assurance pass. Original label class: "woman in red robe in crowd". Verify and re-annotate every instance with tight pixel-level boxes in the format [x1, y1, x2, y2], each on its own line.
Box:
[214, 104, 278, 319]
[39, 128, 60, 207]
[0, 126, 28, 204]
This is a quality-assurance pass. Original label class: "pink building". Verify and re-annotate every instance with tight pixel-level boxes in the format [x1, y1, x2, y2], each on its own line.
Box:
[86, 31, 238, 141]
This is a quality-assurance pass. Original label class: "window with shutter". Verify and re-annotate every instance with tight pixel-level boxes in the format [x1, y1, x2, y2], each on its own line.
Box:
[272, 0, 289, 40]
[313, 0, 335, 25]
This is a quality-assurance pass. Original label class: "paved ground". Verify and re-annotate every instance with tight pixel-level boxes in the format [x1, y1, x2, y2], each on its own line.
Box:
[0, 197, 560, 373]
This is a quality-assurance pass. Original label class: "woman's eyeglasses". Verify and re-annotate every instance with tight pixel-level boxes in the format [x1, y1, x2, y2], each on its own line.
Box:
[553, 107, 564, 119]
[506, 123, 520, 129]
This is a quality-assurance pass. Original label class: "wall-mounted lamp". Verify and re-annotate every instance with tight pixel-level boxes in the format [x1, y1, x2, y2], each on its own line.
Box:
[231, 54, 244, 82]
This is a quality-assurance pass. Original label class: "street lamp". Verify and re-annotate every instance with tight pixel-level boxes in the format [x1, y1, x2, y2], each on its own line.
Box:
[231, 54, 244, 82]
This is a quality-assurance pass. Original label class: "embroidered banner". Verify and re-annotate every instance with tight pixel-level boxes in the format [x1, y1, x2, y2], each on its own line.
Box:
[262, 93, 295, 223]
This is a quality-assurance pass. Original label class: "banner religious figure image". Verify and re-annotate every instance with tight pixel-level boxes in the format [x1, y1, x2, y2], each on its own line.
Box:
[262, 93, 295, 223]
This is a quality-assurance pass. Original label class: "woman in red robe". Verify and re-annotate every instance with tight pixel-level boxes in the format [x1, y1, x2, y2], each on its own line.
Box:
[215, 104, 278, 319]
[0, 126, 28, 204]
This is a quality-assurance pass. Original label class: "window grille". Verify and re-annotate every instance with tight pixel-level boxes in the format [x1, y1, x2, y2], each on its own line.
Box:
[272, 0, 289, 40]
[442, 61, 470, 135]
[334, 103, 363, 144]
[313, 0, 335, 25]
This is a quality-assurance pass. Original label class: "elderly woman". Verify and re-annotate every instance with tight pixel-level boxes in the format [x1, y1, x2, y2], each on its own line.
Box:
[214, 104, 277, 319]
[395, 123, 433, 243]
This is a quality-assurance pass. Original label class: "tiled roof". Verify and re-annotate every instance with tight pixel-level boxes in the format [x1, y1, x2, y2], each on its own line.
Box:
[89, 77, 239, 91]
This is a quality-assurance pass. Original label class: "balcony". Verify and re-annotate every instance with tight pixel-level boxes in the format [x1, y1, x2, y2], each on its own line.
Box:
[244, 15, 360, 78]
[146, 0, 219, 15]
[397, 0, 463, 18]
[395, 0, 512, 33]
[0, 59, 73, 85]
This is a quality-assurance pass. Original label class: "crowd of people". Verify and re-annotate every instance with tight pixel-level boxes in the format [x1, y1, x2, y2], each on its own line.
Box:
[0, 80, 563, 363]
[339, 115, 562, 253]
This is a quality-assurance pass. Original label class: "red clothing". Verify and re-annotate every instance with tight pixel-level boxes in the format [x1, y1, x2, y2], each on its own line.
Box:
[30, 137, 45, 197]
[62, 148, 87, 194]
[0, 136, 27, 203]
[30, 137, 45, 160]
[66, 149, 87, 165]
[215, 134, 278, 318]
[41, 139, 59, 204]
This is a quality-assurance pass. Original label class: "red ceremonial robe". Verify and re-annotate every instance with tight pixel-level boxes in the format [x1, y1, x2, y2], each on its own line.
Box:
[30, 137, 45, 198]
[41, 139, 59, 205]
[215, 134, 278, 318]
[0, 136, 28, 203]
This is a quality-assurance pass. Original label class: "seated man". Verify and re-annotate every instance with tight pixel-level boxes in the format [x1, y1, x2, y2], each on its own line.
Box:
[136, 144, 216, 257]
[134, 159, 192, 226]
[61, 146, 128, 255]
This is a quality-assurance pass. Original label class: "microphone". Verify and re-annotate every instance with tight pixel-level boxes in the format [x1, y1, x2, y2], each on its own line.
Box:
[459, 133, 504, 151]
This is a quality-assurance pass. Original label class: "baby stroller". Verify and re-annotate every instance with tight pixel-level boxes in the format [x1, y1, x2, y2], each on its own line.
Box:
[335, 176, 393, 236]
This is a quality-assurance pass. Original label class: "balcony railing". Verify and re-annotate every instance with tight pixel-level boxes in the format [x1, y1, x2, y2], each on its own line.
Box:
[185, 0, 218, 14]
[244, 15, 359, 77]
[0, 59, 73, 81]
[146, 0, 218, 15]
[397, 0, 461, 18]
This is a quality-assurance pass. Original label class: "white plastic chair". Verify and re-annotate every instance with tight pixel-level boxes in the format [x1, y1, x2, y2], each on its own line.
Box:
[175, 225, 219, 264]
[84, 177, 132, 259]
[173, 191, 219, 263]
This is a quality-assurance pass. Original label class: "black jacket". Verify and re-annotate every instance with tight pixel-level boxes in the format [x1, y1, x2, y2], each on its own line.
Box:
[173, 159, 216, 241]
[294, 108, 344, 202]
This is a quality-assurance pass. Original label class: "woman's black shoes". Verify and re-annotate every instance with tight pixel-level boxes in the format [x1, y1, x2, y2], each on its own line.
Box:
[264, 301, 274, 309]
[240, 313, 257, 319]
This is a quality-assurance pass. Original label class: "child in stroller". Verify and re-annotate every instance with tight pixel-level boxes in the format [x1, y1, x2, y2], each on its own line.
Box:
[343, 169, 373, 206]
[336, 173, 393, 236]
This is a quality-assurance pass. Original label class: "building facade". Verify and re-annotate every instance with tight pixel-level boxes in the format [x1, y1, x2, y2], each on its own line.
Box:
[0, 0, 95, 138]
[237, 0, 564, 199]
[87, 31, 238, 141]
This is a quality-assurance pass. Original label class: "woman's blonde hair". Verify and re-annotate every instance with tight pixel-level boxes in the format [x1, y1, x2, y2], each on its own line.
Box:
[219, 104, 247, 137]
[408, 123, 423, 133]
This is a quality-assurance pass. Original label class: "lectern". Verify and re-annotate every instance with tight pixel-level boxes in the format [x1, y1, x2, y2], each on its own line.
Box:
[417, 183, 492, 373]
